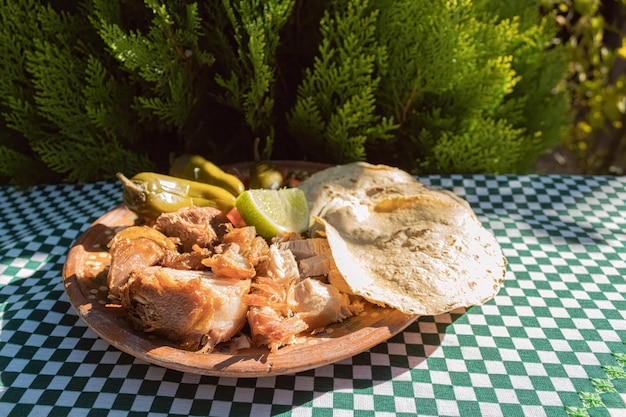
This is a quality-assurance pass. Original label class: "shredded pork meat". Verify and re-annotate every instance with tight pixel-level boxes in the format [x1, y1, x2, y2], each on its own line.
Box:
[107, 226, 177, 303]
[107, 205, 363, 353]
[120, 266, 250, 352]
[244, 244, 362, 352]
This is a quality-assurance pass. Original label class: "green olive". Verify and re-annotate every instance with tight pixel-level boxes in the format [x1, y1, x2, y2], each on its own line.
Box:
[249, 162, 284, 190]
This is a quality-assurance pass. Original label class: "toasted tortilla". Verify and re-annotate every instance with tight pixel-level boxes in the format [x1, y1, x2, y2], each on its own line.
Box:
[298, 162, 506, 316]
[299, 162, 427, 218]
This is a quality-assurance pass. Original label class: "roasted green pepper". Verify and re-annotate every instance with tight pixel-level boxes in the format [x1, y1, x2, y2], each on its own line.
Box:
[116, 172, 236, 218]
[169, 154, 245, 196]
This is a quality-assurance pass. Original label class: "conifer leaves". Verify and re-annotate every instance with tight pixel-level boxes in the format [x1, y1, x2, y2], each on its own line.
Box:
[373, 0, 567, 173]
[214, 0, 295, 159]
[26, 32, 150, 183]
[287, 0, 395, 163]
[83, 57, 137, 143]
[93, 0, 213, 131]
[0, 0, 572, 184]
[0, 0, 154, 183]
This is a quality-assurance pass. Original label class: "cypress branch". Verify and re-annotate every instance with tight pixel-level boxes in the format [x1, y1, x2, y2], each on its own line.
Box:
[287, 0, 395, 163]
[373, 0, 569, 173]
[92, 0, 212, 132]
[0, 0, 572, 184]
[0, 0, 153, 183]
[213, 0, 295, 159]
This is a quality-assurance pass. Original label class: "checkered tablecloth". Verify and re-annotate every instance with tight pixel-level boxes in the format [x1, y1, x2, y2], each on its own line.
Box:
[1, 175, 625, 417]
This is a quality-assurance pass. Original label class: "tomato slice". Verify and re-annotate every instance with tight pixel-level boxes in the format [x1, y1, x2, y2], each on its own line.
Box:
[226, 207, 247, 228]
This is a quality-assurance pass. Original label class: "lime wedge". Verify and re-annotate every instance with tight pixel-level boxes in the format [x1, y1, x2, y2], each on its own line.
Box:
[235, 188, 310, 239]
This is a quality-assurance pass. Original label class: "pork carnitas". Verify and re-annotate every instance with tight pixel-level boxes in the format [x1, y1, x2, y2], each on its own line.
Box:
[119, 266, 250, 352]
[106, 206, 361, 353]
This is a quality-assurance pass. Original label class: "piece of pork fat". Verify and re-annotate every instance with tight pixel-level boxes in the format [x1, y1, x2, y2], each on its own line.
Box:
[119, 266, 251, 352]
[107, 226, 177, 303]
[245, 244, 360, 352]
[155, 206, 230, 252]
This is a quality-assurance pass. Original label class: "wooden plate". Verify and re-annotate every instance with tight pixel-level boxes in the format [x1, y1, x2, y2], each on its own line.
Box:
[62, 161, 419, 377]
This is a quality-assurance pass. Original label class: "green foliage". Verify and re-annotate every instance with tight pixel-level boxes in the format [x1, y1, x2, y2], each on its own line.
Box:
[546, 0, 626, 174]
[287, 0, 395, 163]
[0, 0, 573, 185]
[371, 0, 570, 173]
[94, 0, 212, 128]
[211, 0, 295, 159]
[0, 0, 154, 184]
[91, 0, 217, 156]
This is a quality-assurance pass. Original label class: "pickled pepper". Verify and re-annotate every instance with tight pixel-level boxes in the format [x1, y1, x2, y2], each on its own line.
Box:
[248, 138, 284, 190]
[169, 154, 245, 196]
[248, 162, 284, 190]
[116, 172, 236, 218]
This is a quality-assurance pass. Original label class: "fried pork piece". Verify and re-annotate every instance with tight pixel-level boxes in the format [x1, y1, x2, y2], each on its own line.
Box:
[222, 225, 269, 266]
[293, 278, 362, 330]
[245, 245, 361, 352]
[277, 238, 333, 278]
[202, 225, 269, 279]
[119, 266, 251, 352]
[203, 243, 256, 279]
[246, 307, 309, 351]
[277, 237, 330, 261]
[155, 206, 230, 252]
[160, 244, 210, 270]
[107, 226, 177, 303]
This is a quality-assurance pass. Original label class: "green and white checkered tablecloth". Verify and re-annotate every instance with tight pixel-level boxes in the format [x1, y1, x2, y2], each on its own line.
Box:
[1, 175, 625, 417]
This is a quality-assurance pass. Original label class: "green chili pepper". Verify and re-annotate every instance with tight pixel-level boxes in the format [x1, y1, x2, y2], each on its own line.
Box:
[249, 162, 284, 190]
[169, 154, 245, 196]
[116, 172, 236, 218]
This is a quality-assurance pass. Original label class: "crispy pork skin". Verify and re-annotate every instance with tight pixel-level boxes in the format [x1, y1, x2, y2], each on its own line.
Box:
[202, 226, 269, 280]
[119, 266, 251, 352]
[107, 226, 176, 303]
[160, 245, 211, 270]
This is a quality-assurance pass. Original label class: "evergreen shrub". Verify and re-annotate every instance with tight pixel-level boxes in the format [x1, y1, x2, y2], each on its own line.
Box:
[0, 0, 571, 185]
[547, 0, 626, 174]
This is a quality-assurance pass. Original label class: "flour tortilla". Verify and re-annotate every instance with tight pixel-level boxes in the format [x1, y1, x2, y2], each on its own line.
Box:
[298, 162, 506, 316]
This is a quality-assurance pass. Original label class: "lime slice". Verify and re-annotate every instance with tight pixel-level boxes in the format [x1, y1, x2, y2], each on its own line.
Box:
[235, 188, 310, 239]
